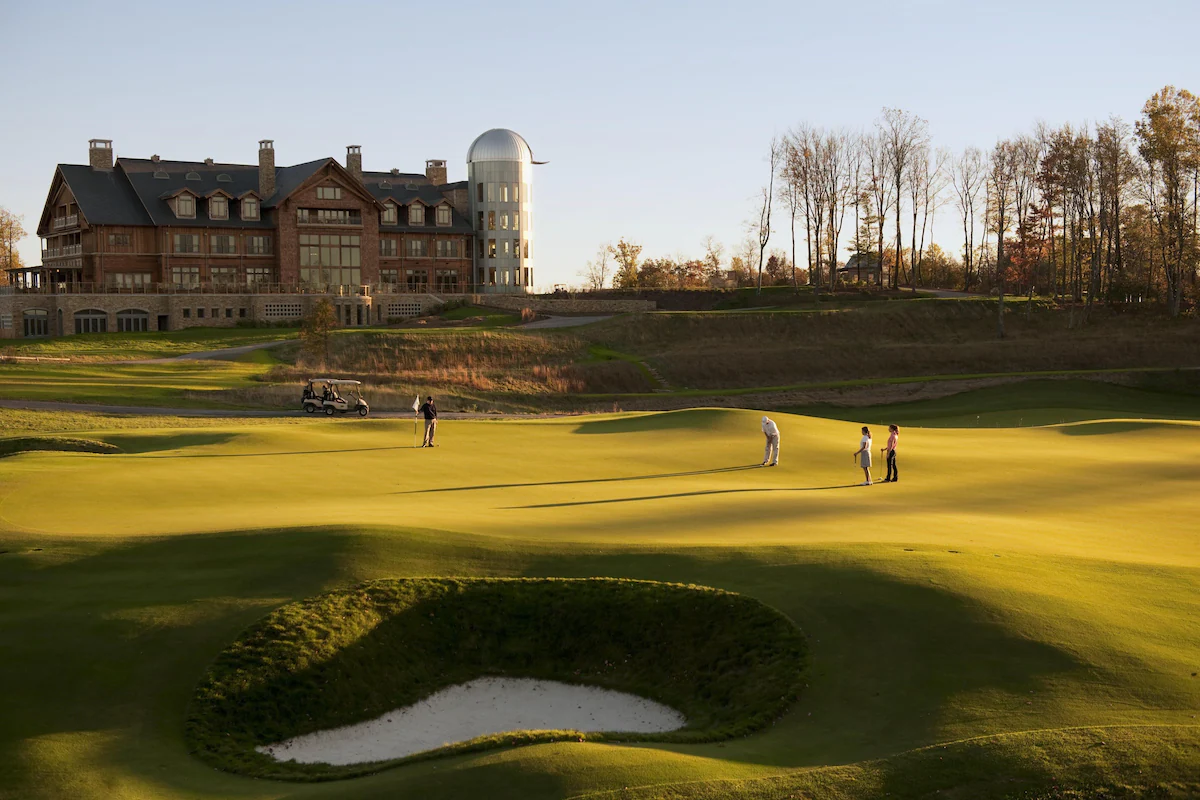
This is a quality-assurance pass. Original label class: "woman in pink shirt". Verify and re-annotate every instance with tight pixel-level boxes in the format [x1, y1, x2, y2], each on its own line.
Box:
[882, 425, 899, 483]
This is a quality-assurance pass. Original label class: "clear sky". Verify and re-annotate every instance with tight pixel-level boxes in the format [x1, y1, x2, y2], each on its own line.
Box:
[2, 0, 1198, 288]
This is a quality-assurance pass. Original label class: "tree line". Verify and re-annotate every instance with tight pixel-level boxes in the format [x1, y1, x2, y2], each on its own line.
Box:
[587, 86, 1200, 321]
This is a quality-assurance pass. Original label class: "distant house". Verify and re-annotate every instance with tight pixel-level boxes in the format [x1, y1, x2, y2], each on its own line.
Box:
[838, 253, 884, 283]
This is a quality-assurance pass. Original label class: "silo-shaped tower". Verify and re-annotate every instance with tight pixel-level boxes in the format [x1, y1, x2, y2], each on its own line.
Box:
[467, 129, 534, 293]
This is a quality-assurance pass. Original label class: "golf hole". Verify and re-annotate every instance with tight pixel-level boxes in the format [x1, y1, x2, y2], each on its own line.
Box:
[256, 677, 687, 765]
[187, 577, 806, 780]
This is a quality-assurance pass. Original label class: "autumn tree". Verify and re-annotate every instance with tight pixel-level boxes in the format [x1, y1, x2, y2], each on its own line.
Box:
[609, 239, 643, 289]
[1135, 85, 1200, 316]
[301, 299, 338, 364]
[0, 207, 26, 280]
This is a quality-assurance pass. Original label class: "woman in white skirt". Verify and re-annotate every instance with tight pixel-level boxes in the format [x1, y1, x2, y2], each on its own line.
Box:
[853, 426, 873, 485]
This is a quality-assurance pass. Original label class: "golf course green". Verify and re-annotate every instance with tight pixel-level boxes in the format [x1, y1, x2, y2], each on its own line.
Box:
[1, 387, 1198, 798]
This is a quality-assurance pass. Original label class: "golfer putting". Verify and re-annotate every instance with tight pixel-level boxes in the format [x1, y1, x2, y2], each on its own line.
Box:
[761, 416, 780, 467]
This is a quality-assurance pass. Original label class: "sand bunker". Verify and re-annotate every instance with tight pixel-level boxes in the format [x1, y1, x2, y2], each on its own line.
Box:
[257, 677, 687, 765]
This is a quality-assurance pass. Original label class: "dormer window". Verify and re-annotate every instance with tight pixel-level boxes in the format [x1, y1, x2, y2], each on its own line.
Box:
[380, 180, 392, 189]
[435, 204, 452, 226]
[408, 204, 425, 226]
[185, 171, 201, 181]
[175, 193, 195, 218]
[217, 173, 233, 183]
[242, 197, 260, 221]
[209, 196, 228, 220]
[381, 203, 397, 225]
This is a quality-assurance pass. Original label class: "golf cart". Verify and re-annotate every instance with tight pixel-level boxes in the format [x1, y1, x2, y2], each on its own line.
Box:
[302, 379, 369, 417]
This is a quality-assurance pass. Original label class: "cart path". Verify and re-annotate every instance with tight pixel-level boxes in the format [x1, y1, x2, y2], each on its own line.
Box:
[0, 398, 568, 420]
[120, 340, 293, 365]
[521, 315, 612, 329]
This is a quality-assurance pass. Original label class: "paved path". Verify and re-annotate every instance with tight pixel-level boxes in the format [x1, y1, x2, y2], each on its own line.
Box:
[521, 315, 612, 329]
[124, 340, 292, 365]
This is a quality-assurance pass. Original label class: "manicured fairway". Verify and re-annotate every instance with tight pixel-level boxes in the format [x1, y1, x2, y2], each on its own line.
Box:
[0, 400, 1198, 799]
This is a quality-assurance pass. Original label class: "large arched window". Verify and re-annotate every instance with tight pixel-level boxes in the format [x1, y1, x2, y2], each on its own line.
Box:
[74, 309, 108, 334]
[22, 309, 49, 338]
[116, 309, 149, 333]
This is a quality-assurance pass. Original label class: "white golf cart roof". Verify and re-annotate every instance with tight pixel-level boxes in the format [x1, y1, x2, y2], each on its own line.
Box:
[308, 378, 362, 386]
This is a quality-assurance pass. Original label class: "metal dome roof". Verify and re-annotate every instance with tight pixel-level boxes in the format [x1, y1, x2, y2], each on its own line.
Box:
[467, 129, 533, 163]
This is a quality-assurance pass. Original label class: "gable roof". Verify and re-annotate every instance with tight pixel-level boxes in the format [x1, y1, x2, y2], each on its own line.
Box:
[50, 164, 153, 229]
[361, 175, 473, 233]
[120, 159, 275, 228]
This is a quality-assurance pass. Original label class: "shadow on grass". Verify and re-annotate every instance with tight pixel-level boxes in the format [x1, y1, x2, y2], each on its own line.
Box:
[506, 485, 859, 509]
[573, 409, 744, 435]
[395, 465, 762, 495]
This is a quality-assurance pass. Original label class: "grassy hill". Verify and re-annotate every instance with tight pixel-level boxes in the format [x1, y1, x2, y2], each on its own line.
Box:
[0, 391, 1197, 798]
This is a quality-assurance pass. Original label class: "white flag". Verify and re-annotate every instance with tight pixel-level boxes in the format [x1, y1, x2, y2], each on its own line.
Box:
[412, 395, 421, 412]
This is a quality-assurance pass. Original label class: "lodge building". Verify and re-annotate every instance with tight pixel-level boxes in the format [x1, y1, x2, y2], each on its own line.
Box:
[4, 129, 537, 337]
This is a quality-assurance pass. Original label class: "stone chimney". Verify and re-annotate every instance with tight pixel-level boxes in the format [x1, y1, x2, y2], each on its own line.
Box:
[89, 139, 113, 170]
[346, 145, 362, 182]
[204, 157, 214, 166]
[426, 159, 447, 185]
[258, 140, 275, 198]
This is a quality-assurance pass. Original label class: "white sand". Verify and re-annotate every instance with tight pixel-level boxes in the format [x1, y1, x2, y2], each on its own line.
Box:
[256, 677, 686, 765]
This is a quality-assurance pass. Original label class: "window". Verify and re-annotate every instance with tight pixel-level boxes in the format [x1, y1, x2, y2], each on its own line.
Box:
[500, 212, 509, 230]
[503, 240, 511, 257]
[211, 235, 236, 255]
[217, 173, 232, 183]
[381, 203, 397, 225]
[435, 269, 459, 292]
[513, 238, 521, 259]
[488, 239, 496, 259]
[74, 309, 107, 334]
[489, 267, 496, 285]
[406, 238, 428, 257]
[176, 194, 195, 218]
[380, 238, 398, 257]
[297, 208, 361, 225]
[108, 273, 151, 289]
[299, 234, 361, 287]
[522, 211, 529, 231]
[246, 266, 271, 287]
[173, 234, 200, 254]
[116, 310, 149, 333]
[514, 182, 520, 202]
[316, 186, 343, 200]
[380, 269, 399, 286]
[241, 197, 260, 220]
[476, 183, 483, 202]
[488, 211, 495, 230]
[183, 308, 191, 319]
[225, 308, 233, 319]
[408, 204, 425, 225]
[211, 267, 238, 286]
[436, 239, 460, 258]
[487, 182, 495, 202]
[513, 211, 519, 230]
[239, 308, 247, 318]
[436, 205, 452, 226]
[209, 196, 228, 220]
[477, 238, 484, 258]
[22, 309, 49, 338]
[299, 234, 361, 267]
[171, 266, 200, 287]
[186, 171, 201, 181]
[524, 240, 530, 259]
[478, 211, 484, 230]
[246, 235, 272, 255]
[108, 233, 132, 247]
[500, 183, 509, 202]
[406, 269, 428, 292]
[197, 307, 205, 318]
[211, 307, 219, 319]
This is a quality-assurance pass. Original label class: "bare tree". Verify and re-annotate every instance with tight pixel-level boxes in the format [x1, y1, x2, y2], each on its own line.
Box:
[864, 132, 892, 286]
[990, 139, 1019, 338]
[878, 108, 930, 289]
[952, 147, 986, 291]
[818, 130, 853, 291]
[579, 243, 612, 291]
[754, 137, 781, 294]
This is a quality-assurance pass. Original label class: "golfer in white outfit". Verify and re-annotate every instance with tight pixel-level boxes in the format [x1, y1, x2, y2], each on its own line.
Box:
[761, 416, 780, 467]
